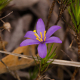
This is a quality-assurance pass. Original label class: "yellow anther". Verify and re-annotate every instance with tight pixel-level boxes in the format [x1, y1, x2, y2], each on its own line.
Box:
[34, 33, 39, 39]
[34, 33, 42, 42]
[33, 30, 36, 32]
[44, 37, 46, 41]
[44, 31, 46, 37]
[33, 30, 45, 42]
[40, 32, 43, 39]
[43, 31, 46, 41]
[36, 38, 41, 42]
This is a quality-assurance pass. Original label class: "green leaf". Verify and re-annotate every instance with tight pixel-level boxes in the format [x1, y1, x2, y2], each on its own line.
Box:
[68, 7, 77, 31]
[78, 25, 80, 33]
[70, 0, 76, 16]
[41, 62, 49, 72]
[40, 43, 58, 74]
[62, 0, 70, 5]
[0, 0, 11, 11]
[75, 0, 80, 25]
[48, 47, 57, 59]
[29, 66, 39, 80]
[45, 43, 54, 59]
[68, 0, 80, 34]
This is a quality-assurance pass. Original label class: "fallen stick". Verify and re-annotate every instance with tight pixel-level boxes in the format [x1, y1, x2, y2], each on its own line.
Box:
[0, 50, 80, 67]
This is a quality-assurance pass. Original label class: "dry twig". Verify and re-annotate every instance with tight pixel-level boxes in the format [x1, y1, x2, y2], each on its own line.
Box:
[46, 0, 56, 31]
[0, 50, 80, 68]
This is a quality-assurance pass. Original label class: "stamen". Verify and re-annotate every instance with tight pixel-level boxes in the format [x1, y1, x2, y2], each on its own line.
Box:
[33, 30, 36, 32]
[40, 32, 43, 39]
[36, 38, 41, 42]
[33, 30, 44, 42]
[34, 33, 42, 42]
[34, 33, 39, 39]
[44, 31, 46, 37]
[44, 31, 46, 41]
[44, 37, 46, 41]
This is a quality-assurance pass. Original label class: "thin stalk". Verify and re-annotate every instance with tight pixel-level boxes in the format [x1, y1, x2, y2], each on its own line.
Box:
[46, 0, 56, 31]
[0, 32, 20, 80]
[78, 42, 80, 61]
[71, 68, 79, 80]
[71, 41, 80, 80]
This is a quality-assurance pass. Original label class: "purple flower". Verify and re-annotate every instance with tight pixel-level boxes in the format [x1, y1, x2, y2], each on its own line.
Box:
[20, 18, 62, 58]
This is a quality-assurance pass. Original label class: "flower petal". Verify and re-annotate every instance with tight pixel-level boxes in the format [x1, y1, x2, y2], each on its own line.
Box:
[46, 26, 61, 39]
[20, 39, 40, 47]
[45, 36, 62, 43]
[38, 43, 47, 58]
[36, 18, 45, 37]
[24, 31, 37, 40]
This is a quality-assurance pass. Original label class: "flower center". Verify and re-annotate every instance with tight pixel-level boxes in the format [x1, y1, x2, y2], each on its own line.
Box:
[33, 30, 46, 42]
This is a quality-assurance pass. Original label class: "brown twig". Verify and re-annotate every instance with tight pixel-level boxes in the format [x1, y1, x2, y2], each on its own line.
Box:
[0, 29, 20, 80]
[62, 17, 76, 32]
[0, 11, 13, 20]
[0, 60, 17, 78]
[71, 68, 79, 80]
[13, 71, 21, 80]
[56, 2, 79, 79]
[61, 50, 73, 61]
[55, 0, 63, 25]
[0, 31, 6, 51]
[55, 0, 71, 25]
[0, 32, 16, 78]
[46, 0, 56, 31]
[70, 39, 80, 78]
[0, 19, 5, 24]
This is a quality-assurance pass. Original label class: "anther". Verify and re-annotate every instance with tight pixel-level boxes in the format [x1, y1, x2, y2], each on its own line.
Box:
[44, 31, 46, 41]
[44, 37, 46, 41]
[33, 30, 36, 32]
[34, 33, 39, 39]
[36, 38, 41, 42]
[40, 32, 43, 39]
[44, 31, 46, 37]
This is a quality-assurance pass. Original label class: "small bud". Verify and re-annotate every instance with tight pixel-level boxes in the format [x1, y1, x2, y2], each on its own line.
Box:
[3, 22, 11, 32]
